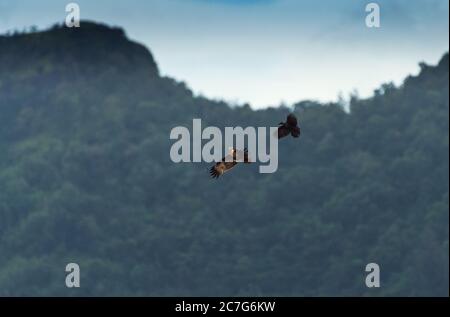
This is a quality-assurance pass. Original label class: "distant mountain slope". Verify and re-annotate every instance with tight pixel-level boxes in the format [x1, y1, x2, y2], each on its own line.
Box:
[0, 22, 448, 296]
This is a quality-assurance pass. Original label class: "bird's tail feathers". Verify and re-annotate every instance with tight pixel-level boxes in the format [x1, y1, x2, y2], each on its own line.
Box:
[291, 126, 300, 138]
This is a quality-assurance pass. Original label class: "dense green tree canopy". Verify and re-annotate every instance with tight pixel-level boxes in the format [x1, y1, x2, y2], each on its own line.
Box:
[0, 22, 448, 296]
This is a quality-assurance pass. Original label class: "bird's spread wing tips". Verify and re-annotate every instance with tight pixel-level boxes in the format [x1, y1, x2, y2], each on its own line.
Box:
[209, 166, 220, 178]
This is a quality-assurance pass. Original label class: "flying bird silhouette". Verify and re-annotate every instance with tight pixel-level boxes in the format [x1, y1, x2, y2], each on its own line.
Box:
[277, 113, 301, 139]
[210, 148, 251, 179]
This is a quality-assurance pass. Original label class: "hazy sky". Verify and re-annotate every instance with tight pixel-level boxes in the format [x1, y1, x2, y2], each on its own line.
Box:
[0, 0, 448, 108]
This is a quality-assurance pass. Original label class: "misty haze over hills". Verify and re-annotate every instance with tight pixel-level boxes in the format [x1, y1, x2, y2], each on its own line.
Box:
[0, 22, 448, 296]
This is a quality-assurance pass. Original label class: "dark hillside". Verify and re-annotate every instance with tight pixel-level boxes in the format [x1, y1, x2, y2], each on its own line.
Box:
[0, 22, 448, 296]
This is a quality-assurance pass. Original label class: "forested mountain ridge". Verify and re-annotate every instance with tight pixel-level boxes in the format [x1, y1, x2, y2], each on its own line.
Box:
[0, 22, 448, 296]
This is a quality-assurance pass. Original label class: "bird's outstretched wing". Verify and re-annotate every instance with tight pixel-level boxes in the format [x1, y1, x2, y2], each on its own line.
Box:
[277, 125, 291, 139]
[210, 161, 236, 178]
[209, 148, 250, 178]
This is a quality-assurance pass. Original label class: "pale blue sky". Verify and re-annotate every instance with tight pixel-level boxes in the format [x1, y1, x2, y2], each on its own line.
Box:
[0, 0, 448, 108]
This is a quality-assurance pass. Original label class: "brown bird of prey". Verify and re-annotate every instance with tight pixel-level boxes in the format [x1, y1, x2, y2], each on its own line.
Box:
[210, 148, 251, 179]
[277, 113, 301, 139]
